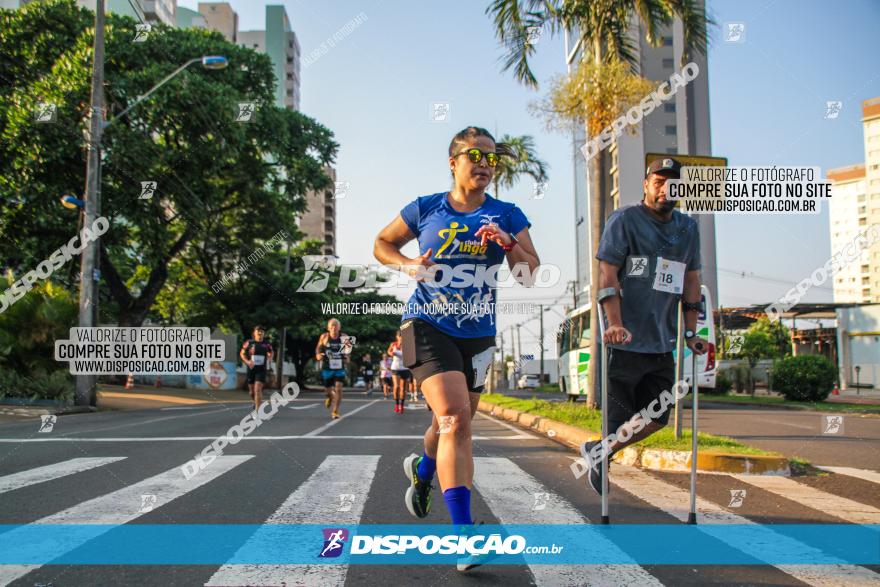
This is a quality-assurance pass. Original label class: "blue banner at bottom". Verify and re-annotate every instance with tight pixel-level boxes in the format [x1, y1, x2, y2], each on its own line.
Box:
[0, 524, 877, 565]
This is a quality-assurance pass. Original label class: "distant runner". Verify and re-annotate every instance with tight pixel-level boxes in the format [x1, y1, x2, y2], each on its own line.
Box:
[240, 325, 273, 411]
[316, 318, 352, 420]
[388, 331, 411, 413]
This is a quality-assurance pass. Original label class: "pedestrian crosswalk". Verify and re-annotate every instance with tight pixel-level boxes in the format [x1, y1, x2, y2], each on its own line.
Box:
[0, 454, 878, 586]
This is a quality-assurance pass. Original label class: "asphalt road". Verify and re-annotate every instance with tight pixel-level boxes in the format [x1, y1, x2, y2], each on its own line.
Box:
[0, 391, 878, 586]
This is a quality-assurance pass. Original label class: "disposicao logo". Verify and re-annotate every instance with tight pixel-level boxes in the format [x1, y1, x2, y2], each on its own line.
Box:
[319, 528, 349, 558]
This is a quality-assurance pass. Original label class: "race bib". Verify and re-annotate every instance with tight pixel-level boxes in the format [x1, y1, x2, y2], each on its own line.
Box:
[329, 357, 343, 370]
[653, 257, 686, 294]
[252, 355, 265, 366]
[470, 347, 495, 389]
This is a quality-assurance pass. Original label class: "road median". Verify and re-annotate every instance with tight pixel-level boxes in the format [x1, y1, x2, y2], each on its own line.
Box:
[479, 393, 792, 476]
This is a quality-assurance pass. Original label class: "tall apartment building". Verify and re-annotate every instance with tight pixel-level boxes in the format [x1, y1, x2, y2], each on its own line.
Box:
[193, 3, 332, 254]
[196, 1, 236, 41]
[3, 0, 176, 23]
[568, 6, 717, 308]
[297, 167, 337, 256]
[828, 96, 880, 303]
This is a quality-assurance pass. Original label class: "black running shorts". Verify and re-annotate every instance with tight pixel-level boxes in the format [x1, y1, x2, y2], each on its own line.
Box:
[607, 348, 676, 431]
[246, 366, 267, 384]
[400, 318, 495, 393]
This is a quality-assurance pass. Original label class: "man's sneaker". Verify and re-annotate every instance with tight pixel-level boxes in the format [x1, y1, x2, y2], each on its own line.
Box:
[394, 404, 400, 413]
[456, 521, 494, 572]
[580, 440, 606, 496]
[403, 453, 433, 518]
[325, 396, 332, 409]
[331, 410, 340, 419]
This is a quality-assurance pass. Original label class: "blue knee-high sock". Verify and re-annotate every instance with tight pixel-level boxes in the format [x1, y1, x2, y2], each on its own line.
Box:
[417, 453, 436, 481]
[443, 486, 473, 526]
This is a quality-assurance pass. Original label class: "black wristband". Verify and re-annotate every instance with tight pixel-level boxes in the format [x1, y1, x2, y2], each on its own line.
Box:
[681, 300, 703, 313]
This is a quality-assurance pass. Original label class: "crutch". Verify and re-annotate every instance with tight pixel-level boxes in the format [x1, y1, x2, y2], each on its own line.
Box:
[596, 304, 611, 525]
[688, 317, 704, 525]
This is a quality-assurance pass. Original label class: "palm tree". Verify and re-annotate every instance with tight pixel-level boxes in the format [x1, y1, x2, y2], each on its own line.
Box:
[492, 134, 549, 198]
[487, 0, 711, 407]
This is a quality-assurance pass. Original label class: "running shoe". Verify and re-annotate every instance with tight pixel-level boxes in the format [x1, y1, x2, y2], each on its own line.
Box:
[325, 396, 332, 409]
[456, 521, 493, 572]
[400, 405, 405, 414]
[331, 410, 340, 419]
[403, 453, 433, 519]
[579, 440, 605, 496]
[394, 404, 400, 413]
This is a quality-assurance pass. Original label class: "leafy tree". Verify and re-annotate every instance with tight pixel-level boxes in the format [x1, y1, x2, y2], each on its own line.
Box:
[740, 330, 775, 395]
[487, 0, 712, 407]
[748, 316, 791, 358]
[0, 0, 337, 327]
[491, 134, 548, 198]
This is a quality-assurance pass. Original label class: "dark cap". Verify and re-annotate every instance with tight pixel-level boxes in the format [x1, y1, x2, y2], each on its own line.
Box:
[646, 157, 682, 178]
[253, 325, 266, 331]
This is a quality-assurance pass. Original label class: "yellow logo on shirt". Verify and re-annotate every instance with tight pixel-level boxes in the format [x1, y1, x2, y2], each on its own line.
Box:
[436, 221, 488, 258]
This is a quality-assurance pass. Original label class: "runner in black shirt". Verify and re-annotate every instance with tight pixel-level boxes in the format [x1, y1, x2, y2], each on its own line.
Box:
[239, 325, 274, 411]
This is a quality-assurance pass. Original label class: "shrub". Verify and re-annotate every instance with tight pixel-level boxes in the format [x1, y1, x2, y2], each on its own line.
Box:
[772, 355, 837, 402]
[0, 366, 74, 403]
[709, 371, 732, 395]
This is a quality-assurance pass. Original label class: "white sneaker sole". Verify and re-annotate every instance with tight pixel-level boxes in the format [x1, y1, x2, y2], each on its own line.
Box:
[403, 454, 420, 518]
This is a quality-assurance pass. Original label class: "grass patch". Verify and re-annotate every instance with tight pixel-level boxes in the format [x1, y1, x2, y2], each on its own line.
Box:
[699, 393, 880, 414]
[481, 393, 778, 457]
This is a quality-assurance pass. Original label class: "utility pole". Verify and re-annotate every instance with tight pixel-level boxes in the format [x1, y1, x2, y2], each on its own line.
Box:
[76, 0, 105, 407]
[539, 305, 545, 383]
[275, 238, 291, 388]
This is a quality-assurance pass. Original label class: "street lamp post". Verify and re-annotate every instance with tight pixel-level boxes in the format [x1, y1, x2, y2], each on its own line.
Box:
[74, 7, 228, 405]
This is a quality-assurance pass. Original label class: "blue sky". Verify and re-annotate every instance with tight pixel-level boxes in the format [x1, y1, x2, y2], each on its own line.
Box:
[179, 0, 880, 351]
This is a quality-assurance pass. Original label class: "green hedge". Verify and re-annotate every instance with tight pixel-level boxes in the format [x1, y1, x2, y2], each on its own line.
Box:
[0, 367, 74, 403]
[773, 355, 836, 402]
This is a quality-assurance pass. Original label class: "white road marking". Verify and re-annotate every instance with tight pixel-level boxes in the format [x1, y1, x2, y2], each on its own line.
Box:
[731, 474, 880, 526]
[288, 404, 318, 410]
[0, 457, 126, 494]
[473, 457, 663, 586]
[0, 455, 253, 585]
[0, 435, 531, 442]
[303, 400, 380, 437]
[476, 411, 543, 439]
[607, 462, 880, 586]
[205, 455, 380, 586]
[817, 466, 880, 485]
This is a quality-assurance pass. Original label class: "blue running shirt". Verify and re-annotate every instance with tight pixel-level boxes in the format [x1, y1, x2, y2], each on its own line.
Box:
[400, 192, 531, 338]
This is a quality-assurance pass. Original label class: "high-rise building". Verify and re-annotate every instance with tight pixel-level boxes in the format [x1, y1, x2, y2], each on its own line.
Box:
[4, 0, 176, 24]
[175, 5, 206, 29]
[237, 5, 300, 110]
[828, 96, 880, 303]
[197, 1, 236, 41]
[568, 6, 717, 308]
[298, 167, 337, 256]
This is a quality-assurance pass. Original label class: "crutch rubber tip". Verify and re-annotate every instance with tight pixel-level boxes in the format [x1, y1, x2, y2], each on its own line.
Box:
[601, 515, 610, 525]
[686, 513, 697, 525]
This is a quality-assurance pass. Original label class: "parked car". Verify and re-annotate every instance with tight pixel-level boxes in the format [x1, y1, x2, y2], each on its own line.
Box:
[517, 374, 540, 389]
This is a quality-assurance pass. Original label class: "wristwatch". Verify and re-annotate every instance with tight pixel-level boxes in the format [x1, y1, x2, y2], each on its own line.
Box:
[684, 329, 696, 340]
[501, 233, 519, 252]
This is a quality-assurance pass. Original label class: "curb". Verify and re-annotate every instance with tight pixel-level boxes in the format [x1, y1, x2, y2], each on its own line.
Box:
[478, 400, 791, 476]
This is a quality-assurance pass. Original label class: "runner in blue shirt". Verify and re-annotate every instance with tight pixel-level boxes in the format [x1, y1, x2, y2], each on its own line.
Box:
[374, 126, 541, 571]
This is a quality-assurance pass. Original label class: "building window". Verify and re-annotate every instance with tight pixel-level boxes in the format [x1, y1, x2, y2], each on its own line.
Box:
[662, 58, 674, 69]
[862, 265, 870, 272]
[665, 125, 677, 135]
[662, 36, 673, 46]
[287, 73, 293, 80]
[859, 206, 867, 213]
[858, 194, 866, 202]
[860, 218, 867, 225]
[286, 89, 293, 96]
[664, 103, 676, 113]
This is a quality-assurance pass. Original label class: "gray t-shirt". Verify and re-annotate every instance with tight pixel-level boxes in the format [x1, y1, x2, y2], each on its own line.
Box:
[596, 203, 701, 353]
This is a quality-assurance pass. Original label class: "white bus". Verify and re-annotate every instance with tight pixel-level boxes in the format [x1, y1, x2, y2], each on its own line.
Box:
[557, 285, 717, 400]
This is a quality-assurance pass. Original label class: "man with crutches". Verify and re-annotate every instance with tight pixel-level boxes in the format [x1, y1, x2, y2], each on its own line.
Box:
[579, 157, 708, 518]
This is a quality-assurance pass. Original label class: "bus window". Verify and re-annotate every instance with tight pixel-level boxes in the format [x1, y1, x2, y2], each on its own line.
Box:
[559, 319, 571, 355]
[569, 316, 582, 352]
[578, 316, 591, 349]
